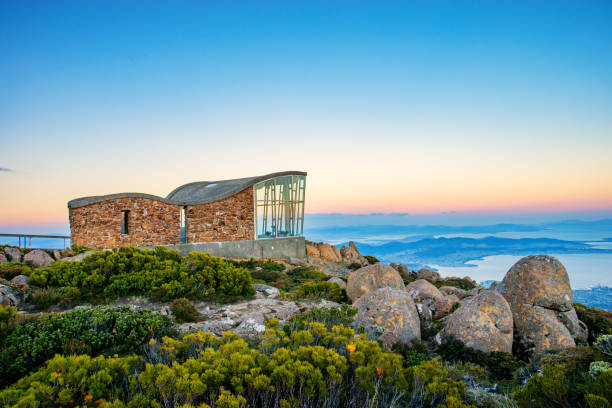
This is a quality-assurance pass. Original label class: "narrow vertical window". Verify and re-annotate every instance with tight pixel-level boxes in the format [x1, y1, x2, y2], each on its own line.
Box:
[121, 210, 129, 235]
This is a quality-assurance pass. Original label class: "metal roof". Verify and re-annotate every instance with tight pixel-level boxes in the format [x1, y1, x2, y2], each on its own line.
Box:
[67, 171, 307, 209]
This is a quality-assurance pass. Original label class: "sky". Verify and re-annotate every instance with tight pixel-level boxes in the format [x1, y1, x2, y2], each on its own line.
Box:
[1, 0, 612, 232]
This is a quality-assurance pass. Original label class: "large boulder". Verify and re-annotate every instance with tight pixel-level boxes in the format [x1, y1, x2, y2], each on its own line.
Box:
[437, 290, 513, 354]
[416, 268, 441, 283]
[0, 253, 6, 265]
[23, 249, 55, 268]
[340, 241, 367, 265]
[439, 286, 470, 299]
[4, 247, 22, 263]
[0, 284, 21, 307]
[346, 263, 405, 302]
[354, 287, 421, 348]
[9, 275, 30, 292]
[305, 242, 321, 258]
[497, 255, 587, 354]
[319, 243, 342, 262]
[406, 279, 443, 302]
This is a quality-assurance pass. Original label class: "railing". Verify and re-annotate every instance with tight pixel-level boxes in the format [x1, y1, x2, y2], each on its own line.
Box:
[0, 233, 71, 249]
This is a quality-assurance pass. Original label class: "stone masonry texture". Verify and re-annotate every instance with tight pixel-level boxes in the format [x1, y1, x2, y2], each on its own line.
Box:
[69, 188, 255, 249]
[185, 188, 254, 243]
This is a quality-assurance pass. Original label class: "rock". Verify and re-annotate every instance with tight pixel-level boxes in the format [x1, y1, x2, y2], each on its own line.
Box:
[318, 243, 342, 262]
[439, 286, 470, 299]
[62, 251, 93, 262]
[397, 264, 410, 278]
[9, 275, 30, 292]
[340, 241, 367, 265]
[406, 279, 444, 302]
[389, 263, 399, 271]
[328, 277, 346, 289]
[235, 312, 268, 341]
[498, 255, 587, 354]
[23, 249, 55, 268]
[0, 253, 6, 265]
[354, 287, 421, 348]
[52, 250, 63, 260]
[160, 305, 172, 316]
[305, 242, 321, 258]
[437, 290, 513, 354]
[416, 268, 441, 283]
[432, 294, 461, 319]
[4, 247, 22, 263]
[346, 263, 405, 302]
[0, 284, 21, 307]
[253, 283, 280, 299]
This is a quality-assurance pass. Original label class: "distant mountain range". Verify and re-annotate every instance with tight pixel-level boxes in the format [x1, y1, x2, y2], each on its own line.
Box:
[342, 236, 612, 267]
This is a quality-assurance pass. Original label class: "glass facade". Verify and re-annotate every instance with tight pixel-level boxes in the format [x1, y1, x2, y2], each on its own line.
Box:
[254, 175, 305, 239]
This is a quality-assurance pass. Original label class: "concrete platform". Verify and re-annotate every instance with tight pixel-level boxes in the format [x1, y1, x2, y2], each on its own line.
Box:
[162, 236, 306, 259]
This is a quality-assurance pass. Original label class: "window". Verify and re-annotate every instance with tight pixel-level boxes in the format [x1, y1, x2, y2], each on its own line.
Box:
[254, 175, 305, 239]
[180, 206, 186, 243]
[121, 210, 129, 235]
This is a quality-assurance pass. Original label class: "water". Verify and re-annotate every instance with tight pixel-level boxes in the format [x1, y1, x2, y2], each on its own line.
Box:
[431, 253, 612, 289]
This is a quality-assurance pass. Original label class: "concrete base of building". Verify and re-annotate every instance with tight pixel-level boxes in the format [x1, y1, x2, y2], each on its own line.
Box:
[161, 236, 306, 259]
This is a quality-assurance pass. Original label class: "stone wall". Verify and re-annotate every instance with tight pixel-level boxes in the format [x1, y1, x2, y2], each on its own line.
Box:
[69, 197, 181, 249]
[185, 188, 254, 243]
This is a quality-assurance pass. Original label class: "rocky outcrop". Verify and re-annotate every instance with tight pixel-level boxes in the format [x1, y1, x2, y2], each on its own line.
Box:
[439, 286, 470, 299]
[346, 263, 405, 302]
[416, 268, 441, 283]
[305, 241, 342, 263]
[406, 279, 443, 302]
[438, 290, 513, 354]
[9, 275, 30, 292]
[4, 247, 21, 263]
[253, 283, 280, 299]
[497, 255, 587, 354]
[52, 250, 63, 260]
[0, 284, 21, 307]
[23, 249, 55, 268]
[405, 279, 459, 320]
[178, 298, 341, 340]
[354, 287, 420, 348]
[0, 253, 6, 265]
[62, 252, 93, 262]
[339, 241, 367, 265]
[328, 277, 346, 289]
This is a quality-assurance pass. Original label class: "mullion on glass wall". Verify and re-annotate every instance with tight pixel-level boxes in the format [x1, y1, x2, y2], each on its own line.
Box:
[254, 175, 305, 239]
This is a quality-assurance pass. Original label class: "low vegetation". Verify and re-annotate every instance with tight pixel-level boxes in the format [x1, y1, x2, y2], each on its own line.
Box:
[0, 306, 173, 387]
[28, 246, 255, 304]
[0, 262, 31, 280]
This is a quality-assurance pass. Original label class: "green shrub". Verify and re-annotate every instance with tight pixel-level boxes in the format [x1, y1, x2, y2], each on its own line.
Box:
[363, 255, 379, 264]
[293, 281, 348, 303]
[576, 303, 612, 343]
[286, 266, 328, 281]
[347, 262, 362, 270]
[0, 306, 173, 387]
[0, 323, 468, 408]
[437, 338, 523, 380]
[594, 334, 612, 357]
[286, 305, 357, 331]
[251, 268, 285, 283]
[29, 246, 254, 304]
[170, 297, 200, 323]
[0, 305, 18, 342]
[435, 277, 476, 291]
[31, 286, 81, 310]
[230, 258, 285, 272]
[0, 263, 31, 280]
[392, 342, 429, 367]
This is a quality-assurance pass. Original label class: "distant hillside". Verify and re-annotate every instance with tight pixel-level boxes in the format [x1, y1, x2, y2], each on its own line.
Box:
[345, 236, 612, 267]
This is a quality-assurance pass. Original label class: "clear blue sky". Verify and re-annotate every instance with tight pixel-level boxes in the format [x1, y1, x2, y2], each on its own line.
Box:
[1, 1, 611, 228]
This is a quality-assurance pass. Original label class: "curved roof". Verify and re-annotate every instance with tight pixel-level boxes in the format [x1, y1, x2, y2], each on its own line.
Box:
[68, 171, 307, 209]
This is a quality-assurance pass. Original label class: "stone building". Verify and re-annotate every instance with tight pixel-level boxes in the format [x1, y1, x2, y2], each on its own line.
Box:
[68, 171, 307, 258]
